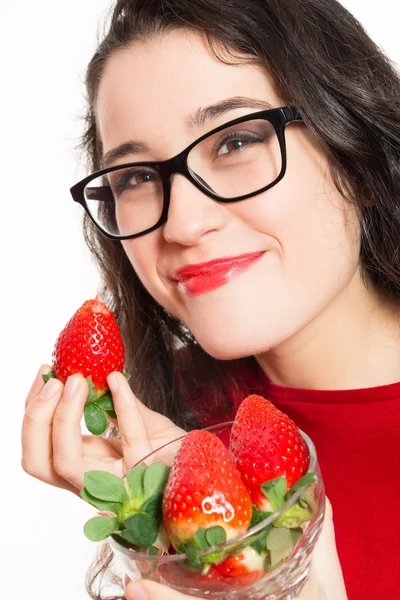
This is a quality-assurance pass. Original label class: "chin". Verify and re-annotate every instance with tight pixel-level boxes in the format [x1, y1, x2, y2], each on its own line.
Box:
[192, 325, 274, 361]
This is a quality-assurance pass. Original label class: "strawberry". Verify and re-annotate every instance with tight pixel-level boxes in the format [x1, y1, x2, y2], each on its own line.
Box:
[45, 298, 126, 435]
[52, 298, 124, 394]
[229, 395, 310, 511]
[162, 430, 253, 555]
[212, 547, 264, 585]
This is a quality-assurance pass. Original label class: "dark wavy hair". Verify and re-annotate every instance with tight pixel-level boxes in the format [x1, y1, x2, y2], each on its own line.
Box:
[77, 0, 400, 597]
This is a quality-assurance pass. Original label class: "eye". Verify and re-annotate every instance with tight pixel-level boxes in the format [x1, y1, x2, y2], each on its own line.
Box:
[215, 132, 265, 158]
[110, 168, 160, 196]
[131, 172, 153, 185]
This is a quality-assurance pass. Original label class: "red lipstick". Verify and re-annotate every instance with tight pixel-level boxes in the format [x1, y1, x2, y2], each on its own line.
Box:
[173, 251, 264, 296]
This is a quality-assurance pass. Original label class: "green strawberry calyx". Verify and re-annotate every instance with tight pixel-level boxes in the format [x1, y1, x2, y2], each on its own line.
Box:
[178, 525, 228, 573]
[80, 461, 170, 554]
[42, 371, 131, 435]
[223, 472, 319, 570]
[260, 472, 318, 528]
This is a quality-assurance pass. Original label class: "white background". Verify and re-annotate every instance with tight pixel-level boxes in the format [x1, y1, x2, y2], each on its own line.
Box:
[2, 1, 399, 598]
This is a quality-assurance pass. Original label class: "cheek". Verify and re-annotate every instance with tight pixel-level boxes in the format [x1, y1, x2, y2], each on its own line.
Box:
[232, 144, 361, 289]
[121, 237, 161, 295]
[121, 235, 182, 315]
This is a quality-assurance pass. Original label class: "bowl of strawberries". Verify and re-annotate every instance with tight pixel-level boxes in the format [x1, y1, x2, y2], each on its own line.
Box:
[82, 395, 325, 600]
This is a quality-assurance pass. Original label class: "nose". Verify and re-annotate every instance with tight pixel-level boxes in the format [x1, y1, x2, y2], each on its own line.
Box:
[162, 173, 229, 246]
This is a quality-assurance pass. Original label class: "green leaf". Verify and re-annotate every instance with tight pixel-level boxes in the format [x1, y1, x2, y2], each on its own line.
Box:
[266, 527, 294, 567]
[299, 484, 318, 516]
[141, 493, 163, 522]
[42, 371, 54, 383]
[201, 548, 226, 565]
[84, 470, 128, 503]
[261, 477, 287, 512]
[123, 512, 158, 546]
[147, 545, 158, 556]
[205, 526, 226, 547]
[290, 527, 303, 546]
[80, 487, 122, 514]
[126, 463, 146, 498]
[84, 403, 108, 436]
[193, 528, 208, 550]
[251, 524, 272, 554]
[111, 533, 140, 551]
[123, 373, 131, 381]
[186, 541, 201, 565]
[105, 409, 117, 420]
[119, 529, 142, 547]
[189, 527, 228, 565]
[250, 508, 273, 528]
[94, 393, 114, 411]
[273, 500, 311, 528]
[85, 376, 99, 404]
[143, 463, 170, 497]
[287, 473, 318, 498]
[83, 516, 119, 541]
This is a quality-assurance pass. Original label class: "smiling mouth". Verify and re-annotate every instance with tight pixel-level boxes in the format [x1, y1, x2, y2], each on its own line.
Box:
[172, 251, 265, 296]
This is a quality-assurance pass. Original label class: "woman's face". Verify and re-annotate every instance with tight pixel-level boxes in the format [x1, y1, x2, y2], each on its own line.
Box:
[96, 30, 361, 359]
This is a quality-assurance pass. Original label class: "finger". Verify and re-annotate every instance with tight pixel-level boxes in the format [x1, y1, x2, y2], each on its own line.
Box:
[51, 374, 87, 489]
[126, 580, 199, 600]
[299, 498, 347, 599]
[311, 499, 347, 593]
[22, 377, 65, 481]
[108, 389, 154, 423]
[311, 499, 339, 567]
[107, 372, 152, 470]
[82, 434, 123, 457]
[25, 364, 53, 408]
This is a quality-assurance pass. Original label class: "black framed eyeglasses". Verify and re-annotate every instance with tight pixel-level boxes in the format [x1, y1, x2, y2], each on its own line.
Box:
[70, 106, 302, 240]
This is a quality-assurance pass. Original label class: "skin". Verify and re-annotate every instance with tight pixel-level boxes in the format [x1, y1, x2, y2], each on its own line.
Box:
[96, 30, 400, 389]
[22, 28, 400, 599]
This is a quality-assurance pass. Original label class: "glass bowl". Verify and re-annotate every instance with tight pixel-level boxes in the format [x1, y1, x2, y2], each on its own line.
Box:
[108, 422, 325, 600]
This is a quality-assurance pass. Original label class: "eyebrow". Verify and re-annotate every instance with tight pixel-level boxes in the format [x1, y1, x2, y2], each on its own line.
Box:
[101, 96, 274, 168]
[185, 96, 273, 133]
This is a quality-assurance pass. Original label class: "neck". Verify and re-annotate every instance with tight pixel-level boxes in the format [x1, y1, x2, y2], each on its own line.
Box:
[256, 270, 400, 390]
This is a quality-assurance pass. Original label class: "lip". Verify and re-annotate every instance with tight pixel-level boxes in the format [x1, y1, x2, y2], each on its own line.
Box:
[172, 251, 265, 296]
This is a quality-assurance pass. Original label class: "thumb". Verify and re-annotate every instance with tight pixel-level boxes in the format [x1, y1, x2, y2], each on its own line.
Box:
[126, 579, 199, 600]
[106, 372, 152, 470]
[299, 498, 347, 599]
[312, 499, 347, 589]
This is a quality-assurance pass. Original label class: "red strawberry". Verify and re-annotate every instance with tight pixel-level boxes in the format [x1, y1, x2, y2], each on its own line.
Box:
[212, 547, 264, 584]
[52, 298, 125, 396]
[162, 430, 252, 551]
[229, 395, 309, 511]
[45, 298, 126, 435]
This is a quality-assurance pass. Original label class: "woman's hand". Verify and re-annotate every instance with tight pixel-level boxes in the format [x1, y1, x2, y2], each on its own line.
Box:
[124, 499, 347, 600]
[297, 499, 347, 599]
[21, 366, 185, 494]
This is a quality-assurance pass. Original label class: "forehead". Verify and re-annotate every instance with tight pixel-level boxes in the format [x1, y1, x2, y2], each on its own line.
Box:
[95, 30, 283, 154]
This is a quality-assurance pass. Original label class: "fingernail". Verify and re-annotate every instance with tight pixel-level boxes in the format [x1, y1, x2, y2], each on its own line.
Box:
[36, 365, 52, 387]
[41, 378, 62, 400]
[107, 372, 119, 392]
[64, 375, 82, 399]
[126, 581, 147, 600]
[37, 364, 52, 377]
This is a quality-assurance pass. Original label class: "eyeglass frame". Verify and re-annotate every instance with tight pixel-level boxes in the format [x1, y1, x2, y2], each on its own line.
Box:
[70, 105, 303, 240]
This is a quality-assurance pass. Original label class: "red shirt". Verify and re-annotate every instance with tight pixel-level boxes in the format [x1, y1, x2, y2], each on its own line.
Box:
[196, 359, 400, 599]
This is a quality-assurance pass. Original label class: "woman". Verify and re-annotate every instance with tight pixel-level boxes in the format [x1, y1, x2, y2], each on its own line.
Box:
[22, 0, 400, 598]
